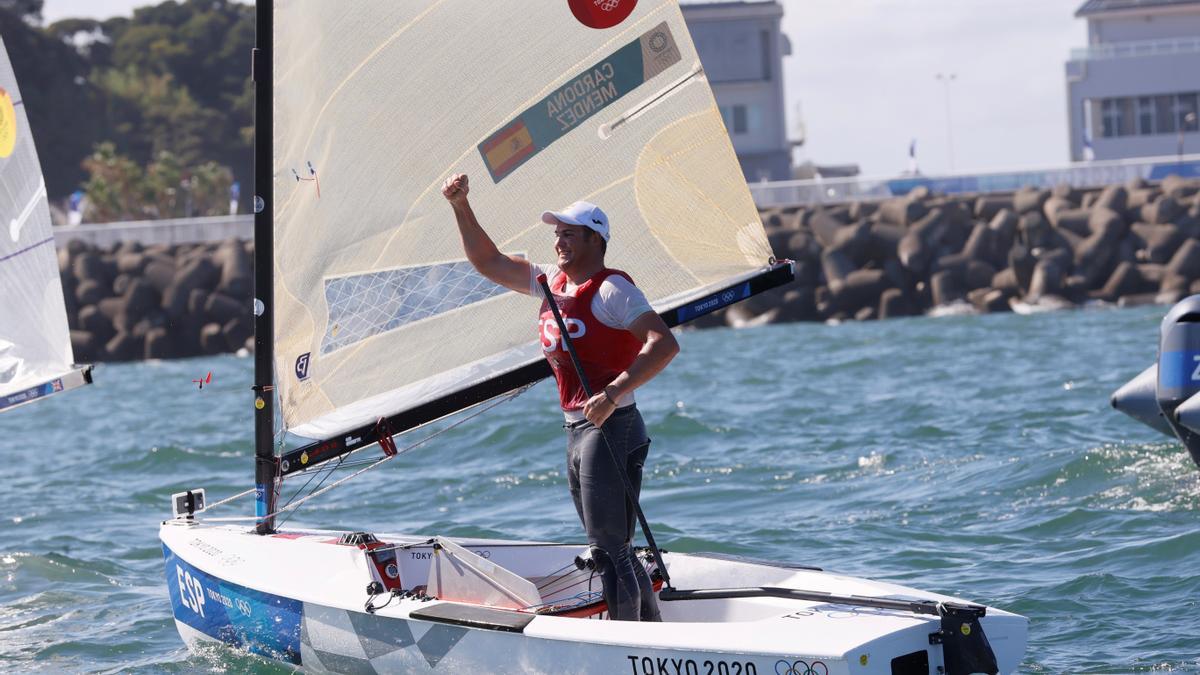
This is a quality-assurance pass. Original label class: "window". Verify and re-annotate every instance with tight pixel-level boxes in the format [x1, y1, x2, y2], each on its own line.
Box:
[720, 104, 760, 136]
[1156, 95, 1176, 133]
[1095, 92, 1200, 138]
[747, 105, 763, 134]
[1101, 98, 1122, 137]
[1178, 93, 1199, 130]
[732, 105, 748, 134]
[1137, 97, 1155, 135]
[1119, 98, 1135, 137]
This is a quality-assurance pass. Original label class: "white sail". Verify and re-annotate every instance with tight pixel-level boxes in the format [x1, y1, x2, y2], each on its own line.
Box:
[0, 36, 87, 412]
[273, 1, 774, 439]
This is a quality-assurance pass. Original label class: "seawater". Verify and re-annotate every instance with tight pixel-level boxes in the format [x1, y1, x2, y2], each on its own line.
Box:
[1, 305, 1197, 673]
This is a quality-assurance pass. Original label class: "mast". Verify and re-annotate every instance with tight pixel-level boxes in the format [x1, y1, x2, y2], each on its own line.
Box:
[252, 0, 277, 534]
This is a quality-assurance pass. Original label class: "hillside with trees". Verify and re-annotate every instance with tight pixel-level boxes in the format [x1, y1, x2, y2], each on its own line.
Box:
[0, 0, 253, 221]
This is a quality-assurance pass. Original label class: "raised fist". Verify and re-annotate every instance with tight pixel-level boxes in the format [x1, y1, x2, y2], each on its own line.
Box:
[442, 173, 469, 203]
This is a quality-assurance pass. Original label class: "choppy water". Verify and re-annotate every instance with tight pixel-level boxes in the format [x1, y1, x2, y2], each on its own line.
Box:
[1, 305, 1197, 673]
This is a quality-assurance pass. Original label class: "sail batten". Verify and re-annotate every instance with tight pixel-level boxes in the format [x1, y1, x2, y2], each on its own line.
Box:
[273, 1, 778, 440]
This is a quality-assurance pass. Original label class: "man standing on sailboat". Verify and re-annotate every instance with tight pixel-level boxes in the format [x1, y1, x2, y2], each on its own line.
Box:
[442, 173, 678, 621]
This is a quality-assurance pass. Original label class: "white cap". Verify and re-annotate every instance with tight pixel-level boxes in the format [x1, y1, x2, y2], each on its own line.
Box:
[541, 200, 610, 242]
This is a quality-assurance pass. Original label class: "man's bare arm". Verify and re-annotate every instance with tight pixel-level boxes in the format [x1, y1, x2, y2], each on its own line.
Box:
[582, 310, 680, 425]
[442, 173, 531, 294]
[605, 311, 679, 399]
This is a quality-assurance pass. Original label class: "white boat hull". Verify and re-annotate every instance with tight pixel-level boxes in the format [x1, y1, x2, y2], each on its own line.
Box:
[161, 521, 1027, 674]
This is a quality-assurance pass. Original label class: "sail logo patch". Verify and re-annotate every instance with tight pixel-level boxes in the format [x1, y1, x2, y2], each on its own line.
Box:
[477, 22, 680, 183]
[568, 0, 637, 29]
[295, 352, 311, 381]
[0, 86, 16, 158]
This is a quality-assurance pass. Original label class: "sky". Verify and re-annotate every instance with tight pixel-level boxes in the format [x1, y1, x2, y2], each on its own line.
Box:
[40, 0, 1089, 178]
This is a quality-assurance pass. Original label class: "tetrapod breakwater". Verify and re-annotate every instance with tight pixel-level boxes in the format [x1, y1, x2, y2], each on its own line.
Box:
[61, 238, 254, 362]
[697, 174, 1200, 328]
[56, 173, 1200, 361]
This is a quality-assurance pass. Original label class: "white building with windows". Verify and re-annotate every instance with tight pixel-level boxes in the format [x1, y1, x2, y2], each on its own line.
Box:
[681, 1, 794, 181]
[1066, 0, 1200, 161]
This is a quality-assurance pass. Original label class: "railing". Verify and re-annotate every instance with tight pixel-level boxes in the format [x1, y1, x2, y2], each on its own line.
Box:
[53, 214, 253, 248]
[53, 153, 1200, 244]
[748, 153, 1200, 208]
[1069, 35, 1200, 62]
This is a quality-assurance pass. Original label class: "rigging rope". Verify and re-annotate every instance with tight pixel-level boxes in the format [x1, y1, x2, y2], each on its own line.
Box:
[198, 384, 534, 525]
[194, 487, 256, 513]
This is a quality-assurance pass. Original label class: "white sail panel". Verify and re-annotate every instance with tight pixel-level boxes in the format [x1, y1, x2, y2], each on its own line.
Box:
[274, 1, 773, 438]
[0, 36, 79, 407]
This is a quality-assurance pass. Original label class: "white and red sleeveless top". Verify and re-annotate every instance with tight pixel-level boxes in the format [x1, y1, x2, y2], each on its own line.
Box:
[538, 268, 642, 411]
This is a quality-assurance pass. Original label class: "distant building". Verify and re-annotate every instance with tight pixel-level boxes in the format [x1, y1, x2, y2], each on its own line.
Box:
[681, 1, 794, 182]
[1066, 0, 1200, 162]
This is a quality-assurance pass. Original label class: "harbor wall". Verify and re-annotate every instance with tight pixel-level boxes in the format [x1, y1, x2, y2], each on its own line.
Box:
[62, 237, 255, 362]
[57, 175, 1200, 362]
[706, 174, 1200, 328]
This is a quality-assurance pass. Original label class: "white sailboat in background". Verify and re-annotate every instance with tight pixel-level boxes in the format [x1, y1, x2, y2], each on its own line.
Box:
[0, 36, 92, 412]
[159, 2, 1027, 673]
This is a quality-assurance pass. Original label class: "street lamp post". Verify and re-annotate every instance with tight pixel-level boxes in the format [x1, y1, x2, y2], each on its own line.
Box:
[936, 73, 957, 173]
[1179, 111, 1198, 168]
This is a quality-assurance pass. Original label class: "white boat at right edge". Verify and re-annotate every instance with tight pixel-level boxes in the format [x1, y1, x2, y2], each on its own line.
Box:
[159, 1, 1028, 672]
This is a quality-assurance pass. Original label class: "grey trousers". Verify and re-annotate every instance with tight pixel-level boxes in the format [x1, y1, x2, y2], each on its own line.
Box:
[565, 404, 661, 621]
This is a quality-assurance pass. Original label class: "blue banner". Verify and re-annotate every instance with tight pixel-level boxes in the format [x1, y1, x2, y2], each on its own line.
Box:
[676, 282, 752, 323]
[162, 544, 302, 663]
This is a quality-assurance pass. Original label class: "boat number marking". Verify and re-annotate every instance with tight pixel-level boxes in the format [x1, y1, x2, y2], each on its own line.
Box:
[176, 564, 252, 618]
[176, 565, 206, 618]
[1191, 355, 1200, 381]
[625, 655, 758, 675]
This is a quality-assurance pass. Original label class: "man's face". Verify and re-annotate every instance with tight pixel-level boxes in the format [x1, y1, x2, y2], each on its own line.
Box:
[554, 222, 602, 270]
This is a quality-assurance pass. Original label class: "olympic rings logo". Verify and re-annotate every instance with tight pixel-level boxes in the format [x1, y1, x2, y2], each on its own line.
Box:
[774, 660, 828, 675]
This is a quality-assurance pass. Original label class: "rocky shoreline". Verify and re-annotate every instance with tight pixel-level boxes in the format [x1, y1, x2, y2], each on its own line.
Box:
[62, 238, 254, 362]
[702, 174, 1200, 328]
[59, 175, 1200, 361]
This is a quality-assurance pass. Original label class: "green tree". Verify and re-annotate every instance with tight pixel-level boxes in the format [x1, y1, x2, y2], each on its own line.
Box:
[5, 0, 254, 209]
[142, 150, 183, 218]
[81, 142, 144, 222]
[0, 7, 106, 199]
[187, 160, 233, 217]
[96, 66, 222, 168]
[0, 0, 42, 23]
[83, 143, 236, 221]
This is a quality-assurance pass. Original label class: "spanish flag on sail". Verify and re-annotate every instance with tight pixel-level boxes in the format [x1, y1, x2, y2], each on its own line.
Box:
[480, 119, 536, 182]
